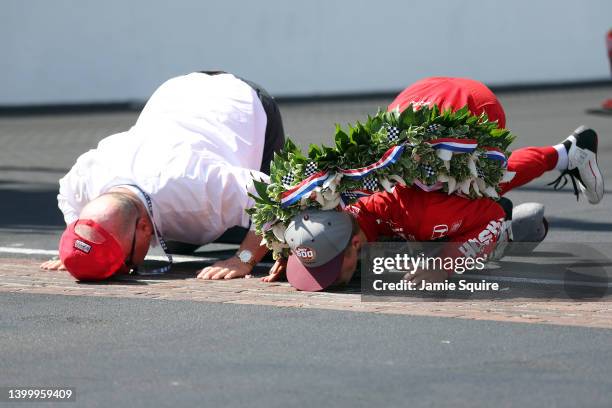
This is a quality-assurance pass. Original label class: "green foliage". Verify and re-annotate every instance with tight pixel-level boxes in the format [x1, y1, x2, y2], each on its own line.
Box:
[248, 105, 517, 254]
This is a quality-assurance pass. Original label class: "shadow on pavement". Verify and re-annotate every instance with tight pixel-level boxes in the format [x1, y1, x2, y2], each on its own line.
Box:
[547, 216, 612, 232]
[0, 182, 64, 229]
[0, 165, 69, 174]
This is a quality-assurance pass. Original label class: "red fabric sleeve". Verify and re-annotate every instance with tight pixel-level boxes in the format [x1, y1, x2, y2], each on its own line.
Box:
[345, 190, 398, 242]
[346, 185, 508, 277]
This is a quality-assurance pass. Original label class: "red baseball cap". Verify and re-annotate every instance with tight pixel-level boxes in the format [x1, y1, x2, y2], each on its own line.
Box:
[388, 77, 506, 128]
[59, 219, 125, 281]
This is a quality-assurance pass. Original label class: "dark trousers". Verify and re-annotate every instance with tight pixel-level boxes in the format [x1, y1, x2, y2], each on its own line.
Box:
[165, 71, 285, 254]
[198, 70, 285, 174]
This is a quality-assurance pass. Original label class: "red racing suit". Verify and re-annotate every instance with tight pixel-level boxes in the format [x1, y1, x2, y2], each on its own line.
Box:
[346, 145, 558, 274]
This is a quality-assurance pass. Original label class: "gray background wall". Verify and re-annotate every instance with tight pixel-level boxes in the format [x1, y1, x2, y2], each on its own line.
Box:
[1, 0, 611, 105]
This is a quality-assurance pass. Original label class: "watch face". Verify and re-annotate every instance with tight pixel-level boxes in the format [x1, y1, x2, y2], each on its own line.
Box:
[238, 250, 253, 263]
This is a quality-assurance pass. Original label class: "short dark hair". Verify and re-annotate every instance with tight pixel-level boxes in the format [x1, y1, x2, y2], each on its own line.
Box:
[101, 192, 140, 238]
[343, 213, 361, 252]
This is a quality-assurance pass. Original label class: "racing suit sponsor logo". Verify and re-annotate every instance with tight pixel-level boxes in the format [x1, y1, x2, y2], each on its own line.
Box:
[431, 224, 449, 240]
[458, 217, 506, 258]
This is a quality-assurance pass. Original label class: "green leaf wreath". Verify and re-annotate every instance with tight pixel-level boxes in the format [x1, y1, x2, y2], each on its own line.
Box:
[248, 104, 516, 258]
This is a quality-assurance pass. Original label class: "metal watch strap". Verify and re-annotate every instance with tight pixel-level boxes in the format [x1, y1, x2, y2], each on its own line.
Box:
[236, 251, 258, 267]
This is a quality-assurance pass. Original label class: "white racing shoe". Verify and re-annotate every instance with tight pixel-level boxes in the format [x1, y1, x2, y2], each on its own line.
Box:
[548, 126, 604, 204]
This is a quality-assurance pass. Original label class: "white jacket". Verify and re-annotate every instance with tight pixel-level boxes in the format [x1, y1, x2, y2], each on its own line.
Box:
[58, 72, 269, 244]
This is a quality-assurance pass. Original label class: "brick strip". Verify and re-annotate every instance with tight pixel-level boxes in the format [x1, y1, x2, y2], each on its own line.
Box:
[1, 258, 611, 329]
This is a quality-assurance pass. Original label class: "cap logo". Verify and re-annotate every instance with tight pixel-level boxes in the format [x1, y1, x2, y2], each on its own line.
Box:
[294, 246, 316, 263]
[74, 239, 92, 254]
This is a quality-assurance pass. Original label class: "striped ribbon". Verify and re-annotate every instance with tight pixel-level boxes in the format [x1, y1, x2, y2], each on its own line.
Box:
[279, 141, 507, 208]
[338, 145, 405, 180]
[483, 147, 508, 167]
[280, 145, 405, 208]
[339, 189, 374, 208]
[280, 171, 330, 208]
[426, 138, 478, 153]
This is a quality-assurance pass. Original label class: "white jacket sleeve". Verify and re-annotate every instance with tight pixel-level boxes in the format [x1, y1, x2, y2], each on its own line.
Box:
[58, 171, 87, 225]
[57, 152, 97, 225]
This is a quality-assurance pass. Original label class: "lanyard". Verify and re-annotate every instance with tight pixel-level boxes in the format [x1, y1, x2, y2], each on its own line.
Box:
[128, 185, 173, 275]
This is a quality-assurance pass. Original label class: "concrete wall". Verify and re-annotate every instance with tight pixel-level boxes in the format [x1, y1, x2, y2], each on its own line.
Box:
[1, 0, 611, 105]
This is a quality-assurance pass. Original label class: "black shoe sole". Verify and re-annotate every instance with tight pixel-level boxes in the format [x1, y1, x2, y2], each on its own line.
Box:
[573, 127, 598, 153]
[569, 127, 598, 185]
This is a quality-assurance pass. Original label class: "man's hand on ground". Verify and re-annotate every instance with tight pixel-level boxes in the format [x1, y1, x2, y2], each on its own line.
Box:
[403, 268, 448, 286]
[261, 259, 287, 283]
[197, 257, 252, 280]
[40, 259, 66, 271]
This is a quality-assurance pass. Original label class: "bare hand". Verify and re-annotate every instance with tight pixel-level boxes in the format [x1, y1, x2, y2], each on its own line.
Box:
[197, 257, 253, 280]
[403, 268, 448, 286]
[40, 259, 66, 271]
[261, 259, 287, 283]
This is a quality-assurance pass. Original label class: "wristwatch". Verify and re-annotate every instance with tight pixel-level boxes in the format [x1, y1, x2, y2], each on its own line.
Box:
[236, 249, 258, 267]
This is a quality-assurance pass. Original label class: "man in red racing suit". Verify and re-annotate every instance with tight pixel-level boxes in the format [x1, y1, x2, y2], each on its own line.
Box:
[265, 77, 604, 291]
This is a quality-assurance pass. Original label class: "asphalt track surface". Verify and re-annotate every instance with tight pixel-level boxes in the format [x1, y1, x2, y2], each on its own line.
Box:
[2, 292, 611, 408]
[1, 85, 612, 407]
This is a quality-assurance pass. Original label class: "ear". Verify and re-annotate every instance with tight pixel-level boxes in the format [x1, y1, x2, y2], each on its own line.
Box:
[351, 234, 361, 250]
[137, 217, 152, 234]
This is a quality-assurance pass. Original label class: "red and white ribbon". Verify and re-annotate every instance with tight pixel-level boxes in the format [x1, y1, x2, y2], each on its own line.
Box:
[280, 171, 330, 208]
[279, 141, 506, 208]
[339, 145, 405, 180]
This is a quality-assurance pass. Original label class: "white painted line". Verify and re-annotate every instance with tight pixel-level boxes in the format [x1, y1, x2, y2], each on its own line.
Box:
[0, 247, 274, 267]
[0, 247, 604, 286]
[0, 247, 58, 256]
[147, 254, 217, 263]
[463, 274, 612, 288]
[148, 254, 276, 267]
[146, 254, 274, 268]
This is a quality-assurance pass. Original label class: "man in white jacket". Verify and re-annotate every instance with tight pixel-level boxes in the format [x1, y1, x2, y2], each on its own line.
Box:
[41, 71, 284, 280]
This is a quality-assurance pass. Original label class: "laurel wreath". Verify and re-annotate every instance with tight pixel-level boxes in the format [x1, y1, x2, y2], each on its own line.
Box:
[247, 104, 516, 258]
